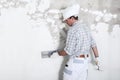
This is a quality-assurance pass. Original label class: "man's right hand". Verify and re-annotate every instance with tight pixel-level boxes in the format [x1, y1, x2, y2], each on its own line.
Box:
[58, 50, 67, 56]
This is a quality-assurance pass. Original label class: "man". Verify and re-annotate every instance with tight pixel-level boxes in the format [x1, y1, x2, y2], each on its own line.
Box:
[57, 4, 100, 80]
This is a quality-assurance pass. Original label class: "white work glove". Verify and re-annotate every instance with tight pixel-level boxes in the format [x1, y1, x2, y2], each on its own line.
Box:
[94, 57, 103, 71]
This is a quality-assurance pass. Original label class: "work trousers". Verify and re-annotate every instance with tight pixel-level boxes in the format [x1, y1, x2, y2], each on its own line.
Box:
[63, 56, 89, 80]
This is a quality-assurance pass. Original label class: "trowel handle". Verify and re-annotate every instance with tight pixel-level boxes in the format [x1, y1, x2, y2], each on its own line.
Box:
[48, 50, 58, 56]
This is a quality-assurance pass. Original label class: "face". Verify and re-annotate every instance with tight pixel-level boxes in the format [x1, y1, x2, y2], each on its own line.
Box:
[64, 18, 73, 26]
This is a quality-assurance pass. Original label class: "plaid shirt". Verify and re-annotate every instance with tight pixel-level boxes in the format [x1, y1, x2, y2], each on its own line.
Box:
[64, 21, 96, 56]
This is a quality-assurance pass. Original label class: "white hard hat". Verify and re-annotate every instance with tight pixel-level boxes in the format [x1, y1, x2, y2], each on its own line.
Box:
[61, 4, 80, 21]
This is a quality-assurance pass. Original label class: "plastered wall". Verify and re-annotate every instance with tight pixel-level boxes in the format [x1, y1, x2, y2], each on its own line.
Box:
[0, 0, 120, 80]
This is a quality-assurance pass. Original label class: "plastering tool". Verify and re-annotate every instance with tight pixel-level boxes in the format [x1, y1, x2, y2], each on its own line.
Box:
[41, 50, 57, 58]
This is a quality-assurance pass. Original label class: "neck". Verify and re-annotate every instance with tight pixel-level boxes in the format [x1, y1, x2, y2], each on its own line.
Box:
[71, 20, 78, 26]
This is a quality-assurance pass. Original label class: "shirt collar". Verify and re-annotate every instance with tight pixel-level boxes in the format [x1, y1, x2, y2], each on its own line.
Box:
[72, 21, 81, 27]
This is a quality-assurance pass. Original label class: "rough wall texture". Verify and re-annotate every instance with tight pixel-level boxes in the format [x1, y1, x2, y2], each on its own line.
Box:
[0, 0, 120, 80]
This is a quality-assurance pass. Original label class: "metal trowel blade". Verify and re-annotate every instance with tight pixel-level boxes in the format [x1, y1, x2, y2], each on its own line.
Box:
[41, 51, 52, 58]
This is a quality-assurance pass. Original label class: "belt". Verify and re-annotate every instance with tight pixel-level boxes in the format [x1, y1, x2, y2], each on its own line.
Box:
[76, 54, 89, 58]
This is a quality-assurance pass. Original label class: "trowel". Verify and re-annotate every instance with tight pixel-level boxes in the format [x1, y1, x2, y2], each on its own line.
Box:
[41, 50, 57, 58]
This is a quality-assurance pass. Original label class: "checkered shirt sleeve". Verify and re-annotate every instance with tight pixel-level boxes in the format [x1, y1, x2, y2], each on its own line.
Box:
[64, 30, 77, 55]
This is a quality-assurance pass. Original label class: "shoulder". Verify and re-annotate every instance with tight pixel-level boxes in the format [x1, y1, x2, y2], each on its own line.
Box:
[79, 23, 91, 31]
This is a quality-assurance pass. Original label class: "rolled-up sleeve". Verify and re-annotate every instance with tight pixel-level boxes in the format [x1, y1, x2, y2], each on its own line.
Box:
[64, 31, 76, 55]
[90, 34, 96, 47]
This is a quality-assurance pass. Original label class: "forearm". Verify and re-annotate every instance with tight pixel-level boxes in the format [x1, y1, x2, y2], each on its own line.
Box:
[92, 46, 99, 58]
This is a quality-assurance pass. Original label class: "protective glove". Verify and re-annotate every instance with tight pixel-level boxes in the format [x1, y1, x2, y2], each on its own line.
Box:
[95, 57, 99, 65]
[94, 57, 103, 71]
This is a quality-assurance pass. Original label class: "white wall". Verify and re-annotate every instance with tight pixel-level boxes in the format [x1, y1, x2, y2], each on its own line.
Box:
[0, 0, 120, 80]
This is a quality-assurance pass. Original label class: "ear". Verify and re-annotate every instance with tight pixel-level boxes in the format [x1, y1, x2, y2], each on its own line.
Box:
[71, 17, 74, 20]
